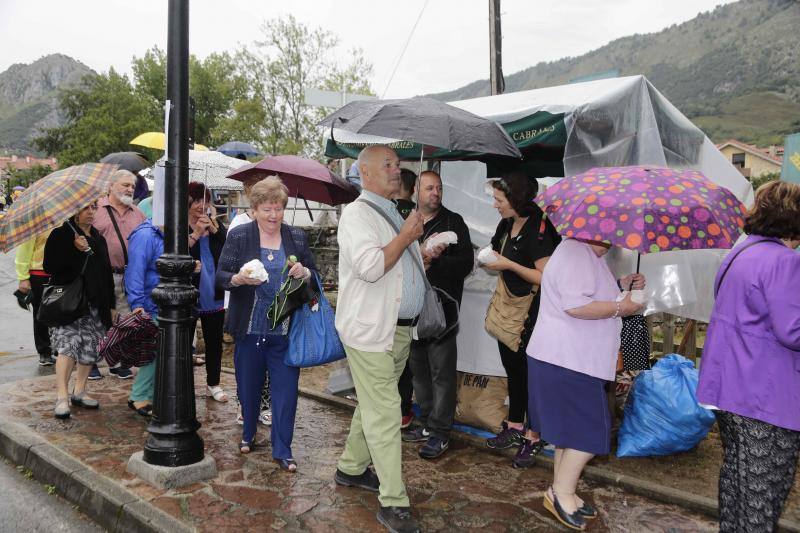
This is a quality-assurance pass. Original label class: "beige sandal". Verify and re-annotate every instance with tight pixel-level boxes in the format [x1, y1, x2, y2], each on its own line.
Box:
[207, 386, 228, 402]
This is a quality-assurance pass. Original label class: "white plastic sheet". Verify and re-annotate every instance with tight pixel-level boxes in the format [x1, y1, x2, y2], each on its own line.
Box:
[438, 76, 753, 375]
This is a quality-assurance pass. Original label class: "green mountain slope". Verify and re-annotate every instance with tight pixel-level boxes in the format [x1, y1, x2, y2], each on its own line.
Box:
[430, 0, 800, 146]
[0, 54, 95, 153]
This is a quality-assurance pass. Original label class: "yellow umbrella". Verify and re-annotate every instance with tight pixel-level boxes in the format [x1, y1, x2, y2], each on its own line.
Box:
[130, 132, 208, 151]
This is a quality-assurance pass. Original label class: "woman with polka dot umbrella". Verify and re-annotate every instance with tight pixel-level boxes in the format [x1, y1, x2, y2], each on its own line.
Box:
[537, 166, 746, 255]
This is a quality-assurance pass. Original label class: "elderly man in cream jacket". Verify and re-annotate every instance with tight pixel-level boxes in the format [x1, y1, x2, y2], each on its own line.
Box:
[333, 145, 436, 533]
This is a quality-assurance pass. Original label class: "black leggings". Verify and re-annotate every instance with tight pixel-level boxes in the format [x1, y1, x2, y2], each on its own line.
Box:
[193, 310, 225, 387]
[498, 340, 528, 424]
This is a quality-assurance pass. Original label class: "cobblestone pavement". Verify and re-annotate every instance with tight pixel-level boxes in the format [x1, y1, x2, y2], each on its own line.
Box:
[0, 368, 718, 532]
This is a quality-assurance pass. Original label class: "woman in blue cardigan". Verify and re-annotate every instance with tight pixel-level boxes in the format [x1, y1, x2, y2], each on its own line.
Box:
[216, 176, 317, 471]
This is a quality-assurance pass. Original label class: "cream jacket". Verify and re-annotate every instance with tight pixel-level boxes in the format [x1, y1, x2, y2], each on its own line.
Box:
[335, 198, 422, 352]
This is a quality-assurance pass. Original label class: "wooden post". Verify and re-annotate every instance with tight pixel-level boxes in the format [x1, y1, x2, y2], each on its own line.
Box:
[489, 0, 504, 95]
[662, 314, 676, 355]
[677, 319, 697, 363]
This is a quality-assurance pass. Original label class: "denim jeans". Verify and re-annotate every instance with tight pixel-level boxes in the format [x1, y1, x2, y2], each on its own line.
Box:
[409, 331, 458, 440]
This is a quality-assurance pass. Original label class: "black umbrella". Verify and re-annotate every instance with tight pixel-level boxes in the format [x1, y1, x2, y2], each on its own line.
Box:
[217, 141, 261, 159]
[318, 96, 521, 158]
[99, 152, 149, 174]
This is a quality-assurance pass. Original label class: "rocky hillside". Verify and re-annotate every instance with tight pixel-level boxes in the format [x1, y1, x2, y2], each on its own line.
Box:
[0, 54, 95, 152]
[430, 0, 800, 146]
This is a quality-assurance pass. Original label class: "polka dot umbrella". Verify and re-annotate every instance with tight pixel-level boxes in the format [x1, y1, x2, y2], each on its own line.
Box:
[537, 166, 746, 255]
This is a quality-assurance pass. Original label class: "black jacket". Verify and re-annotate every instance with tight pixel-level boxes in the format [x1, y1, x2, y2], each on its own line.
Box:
[215, 222, 317, 338]
[421, 206, 474, 303]
[43, 220, 116, 328]
[189, 222, 227, 303]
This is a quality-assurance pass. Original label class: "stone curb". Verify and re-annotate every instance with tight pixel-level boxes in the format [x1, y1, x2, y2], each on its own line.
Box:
[0, 419, 194, 533]
[295, 385, 800, 533]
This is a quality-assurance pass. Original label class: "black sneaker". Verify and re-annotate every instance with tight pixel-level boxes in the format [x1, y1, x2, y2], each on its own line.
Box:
[87, 364, 103, 380]
[401, 427, 429, 443]
[109, 366, 134, 379]
[419, 436, 449, 460]
[376, 506, 420, 533]
[512, 438, 545, 469]
[486, 422, 523, 449]
[334, 467, 379, 492]
[38, 354, 55, 366]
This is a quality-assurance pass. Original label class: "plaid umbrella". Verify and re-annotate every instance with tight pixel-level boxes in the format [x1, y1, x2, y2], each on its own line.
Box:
[0, 163, 118, 252]
[99, 311, 159, 367]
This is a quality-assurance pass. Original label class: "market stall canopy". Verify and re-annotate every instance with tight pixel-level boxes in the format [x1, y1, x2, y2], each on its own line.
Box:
[327, 76, 751, 206]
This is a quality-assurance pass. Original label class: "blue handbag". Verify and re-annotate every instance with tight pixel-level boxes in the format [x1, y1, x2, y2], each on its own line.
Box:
[285, 272, 346, 367]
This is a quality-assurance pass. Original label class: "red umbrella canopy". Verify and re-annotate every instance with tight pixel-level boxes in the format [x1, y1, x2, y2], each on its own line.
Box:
[226, 155, 358, 206]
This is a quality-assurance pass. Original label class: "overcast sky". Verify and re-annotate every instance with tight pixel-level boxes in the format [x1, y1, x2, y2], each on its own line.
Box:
[1, 0, 736, 98]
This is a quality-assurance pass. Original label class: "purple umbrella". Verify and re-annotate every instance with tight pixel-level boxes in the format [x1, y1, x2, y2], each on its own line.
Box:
[537, 166, 746, 255]
[226, 155, 358, 206]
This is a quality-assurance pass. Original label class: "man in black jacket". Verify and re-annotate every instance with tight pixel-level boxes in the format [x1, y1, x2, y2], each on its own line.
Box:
[402, 170, 474, 459]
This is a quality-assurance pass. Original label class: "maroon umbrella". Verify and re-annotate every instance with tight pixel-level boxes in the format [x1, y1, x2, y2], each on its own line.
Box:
[226, 155, 358, 206]
[99, 312, 158, 367]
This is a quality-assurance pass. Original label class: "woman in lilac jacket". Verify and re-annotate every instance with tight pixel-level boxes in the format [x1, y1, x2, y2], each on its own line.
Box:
[697, 181, 800, 533]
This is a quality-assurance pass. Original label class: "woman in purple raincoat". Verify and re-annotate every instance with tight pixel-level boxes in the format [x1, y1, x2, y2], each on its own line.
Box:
[697, 181, 800, 533]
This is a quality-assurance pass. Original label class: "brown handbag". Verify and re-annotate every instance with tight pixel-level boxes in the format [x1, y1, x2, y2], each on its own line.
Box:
[484, 274, 536, 351]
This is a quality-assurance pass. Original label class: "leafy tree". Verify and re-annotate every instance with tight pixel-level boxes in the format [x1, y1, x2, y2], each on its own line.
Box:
[750, 171, 781, 190]
[219, 15, 375, 158]
[4, 163, 55, 188]
[33, 17, 373, 163]
[132, 47, 247, 147]
[33, 69, 161, 167]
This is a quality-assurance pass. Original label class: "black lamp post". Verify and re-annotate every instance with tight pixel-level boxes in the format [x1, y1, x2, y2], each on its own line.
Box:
[143, 0, 204, 467]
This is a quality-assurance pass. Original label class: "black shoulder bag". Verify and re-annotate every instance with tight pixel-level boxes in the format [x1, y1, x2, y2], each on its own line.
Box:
[37, 250, 90, 328]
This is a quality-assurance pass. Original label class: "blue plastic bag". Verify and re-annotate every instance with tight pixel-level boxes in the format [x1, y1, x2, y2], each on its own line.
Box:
[617, 354, 716, 457]
[285, 272, 346, 368]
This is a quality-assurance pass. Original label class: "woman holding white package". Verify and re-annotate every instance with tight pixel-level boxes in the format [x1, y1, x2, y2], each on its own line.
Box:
[215, 176, 317, 470]
[482, 172, 561, 468]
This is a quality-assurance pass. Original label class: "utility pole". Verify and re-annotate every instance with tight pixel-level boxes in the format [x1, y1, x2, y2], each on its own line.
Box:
[145, 0, 204, 467]
[489, 0, 504, 95]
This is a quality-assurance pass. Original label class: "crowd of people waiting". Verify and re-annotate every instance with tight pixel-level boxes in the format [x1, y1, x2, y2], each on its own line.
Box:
[10, 149, 800, 533]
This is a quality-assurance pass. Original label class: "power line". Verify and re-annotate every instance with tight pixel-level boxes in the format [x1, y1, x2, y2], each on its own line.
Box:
[381, 0, 430, 98]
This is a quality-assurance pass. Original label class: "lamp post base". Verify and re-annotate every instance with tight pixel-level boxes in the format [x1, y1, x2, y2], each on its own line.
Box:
[143, 430, 205, 467]
[128, 451, 216, 489]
